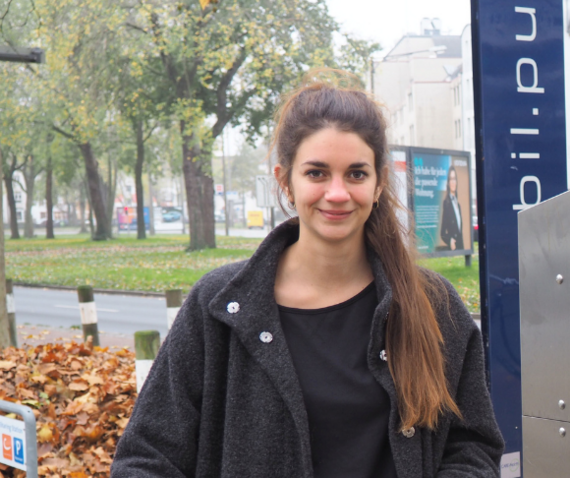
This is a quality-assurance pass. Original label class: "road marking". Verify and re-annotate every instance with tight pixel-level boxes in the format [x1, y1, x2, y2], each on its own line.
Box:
[54, 305, 119, 313]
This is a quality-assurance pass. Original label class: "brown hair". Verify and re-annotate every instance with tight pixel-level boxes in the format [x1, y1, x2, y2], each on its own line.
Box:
[272, 70, 461, 430]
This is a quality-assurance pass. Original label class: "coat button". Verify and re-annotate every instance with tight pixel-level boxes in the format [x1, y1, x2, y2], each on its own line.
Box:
[227, 302, 240, 314]
[402, 427, 415, 438]
[379, 350, 387, 361]
[259, 331, 273, 343]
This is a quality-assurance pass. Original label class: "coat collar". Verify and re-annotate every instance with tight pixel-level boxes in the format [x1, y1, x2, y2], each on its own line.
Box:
[208, 219, 421, 477]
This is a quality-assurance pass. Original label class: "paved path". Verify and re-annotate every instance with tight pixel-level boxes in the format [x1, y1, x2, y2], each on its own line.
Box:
[13, 286, 170, 348]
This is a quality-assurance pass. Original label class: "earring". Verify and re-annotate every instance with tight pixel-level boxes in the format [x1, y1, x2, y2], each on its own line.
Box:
[373, 199, 380, 209]
[288, 199, 296, 209]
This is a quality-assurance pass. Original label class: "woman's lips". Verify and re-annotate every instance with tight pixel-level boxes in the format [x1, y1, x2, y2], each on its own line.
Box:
[319, 209, 353, 220]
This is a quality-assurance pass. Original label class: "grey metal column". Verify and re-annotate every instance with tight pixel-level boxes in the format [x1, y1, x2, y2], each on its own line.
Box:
[0, 400, 38, 478]
[519, 190, 570, 477]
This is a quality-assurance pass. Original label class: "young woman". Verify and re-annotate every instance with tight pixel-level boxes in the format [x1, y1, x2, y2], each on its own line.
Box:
[440, 165, 464, 251]
[111, 75, 504, 478]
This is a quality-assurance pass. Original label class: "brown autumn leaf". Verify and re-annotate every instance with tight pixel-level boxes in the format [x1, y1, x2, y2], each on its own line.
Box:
[0, 361, 16, 370]
[69, 379, 90, 392]
[0, 340, 137, 478]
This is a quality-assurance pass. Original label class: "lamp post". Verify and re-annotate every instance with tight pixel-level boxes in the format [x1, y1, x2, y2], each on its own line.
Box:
[0, 44, 45, 349]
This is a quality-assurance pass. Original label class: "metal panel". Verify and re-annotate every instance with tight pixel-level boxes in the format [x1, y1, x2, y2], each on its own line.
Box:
[471, 0, 569, 455]
[522, 416, 570, 478]
[519, 191, 570, 422]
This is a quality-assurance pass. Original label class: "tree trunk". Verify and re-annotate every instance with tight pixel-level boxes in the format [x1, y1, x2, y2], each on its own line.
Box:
[79, 184, 88, 233]
[78, 142, 109, 240]
[46, 155, 55, 239]
[3, 156, 20, 240]
[23, 155, 35, 238]
[181, 124, 215, 250]
[134, 121, 146, 240]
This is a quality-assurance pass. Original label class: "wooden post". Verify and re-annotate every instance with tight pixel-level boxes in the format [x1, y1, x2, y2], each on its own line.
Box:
[6, 279, 17, 347]
[77, 285, 99, 346]
[165, 289, 182, 329]
[134, 330, 160, 393]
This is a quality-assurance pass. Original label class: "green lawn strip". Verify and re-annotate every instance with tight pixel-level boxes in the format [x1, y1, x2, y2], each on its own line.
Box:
[418, 252, 481, 314]
[6, 235, 261, 292]
[7, 233, 480, 312]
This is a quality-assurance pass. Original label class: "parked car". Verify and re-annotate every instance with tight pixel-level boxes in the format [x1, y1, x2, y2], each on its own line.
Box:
[163, 210, 182, 222]
[473, 216, 479, 242]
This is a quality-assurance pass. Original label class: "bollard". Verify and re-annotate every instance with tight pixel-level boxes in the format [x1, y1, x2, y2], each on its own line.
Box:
[165, 289, 182, 329]
[77, 285, 100, 347]
[134, 330, 160, 393]
[6, 278, 17, 347]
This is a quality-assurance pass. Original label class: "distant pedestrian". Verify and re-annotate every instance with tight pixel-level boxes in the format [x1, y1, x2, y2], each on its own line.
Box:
[111, 70, 504, 478]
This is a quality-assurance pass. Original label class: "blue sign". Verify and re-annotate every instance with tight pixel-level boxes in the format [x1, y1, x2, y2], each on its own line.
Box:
[13, 437, 23, 465]
[472, 0, 568, 463]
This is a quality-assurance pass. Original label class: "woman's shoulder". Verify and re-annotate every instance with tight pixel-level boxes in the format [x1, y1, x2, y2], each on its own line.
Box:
[192, 259, 250, 298]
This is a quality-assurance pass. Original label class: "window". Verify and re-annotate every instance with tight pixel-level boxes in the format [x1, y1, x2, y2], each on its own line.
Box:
[14, 192, 22, 203]
[408, 92, 413, 112]
[458, 119, 461, 137]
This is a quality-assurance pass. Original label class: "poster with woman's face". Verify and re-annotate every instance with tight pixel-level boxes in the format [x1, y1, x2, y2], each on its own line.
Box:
[412, 151, 472, 255]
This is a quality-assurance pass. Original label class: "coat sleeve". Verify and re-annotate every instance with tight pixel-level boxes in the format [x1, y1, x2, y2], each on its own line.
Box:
[436, 295, 505, 477]
[110, 286, 206, 478]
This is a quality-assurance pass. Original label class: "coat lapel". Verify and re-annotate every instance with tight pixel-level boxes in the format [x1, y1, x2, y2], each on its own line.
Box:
[208, 221, 313, 473]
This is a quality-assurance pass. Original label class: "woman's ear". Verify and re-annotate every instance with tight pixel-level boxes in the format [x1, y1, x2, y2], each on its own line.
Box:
[375, 165, 389, 201]
[274, 165, 293, 202]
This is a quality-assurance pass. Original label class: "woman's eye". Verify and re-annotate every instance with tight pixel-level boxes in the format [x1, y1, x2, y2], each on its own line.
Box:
[306, 170, 323, 178]
[350, 171, 367, 180]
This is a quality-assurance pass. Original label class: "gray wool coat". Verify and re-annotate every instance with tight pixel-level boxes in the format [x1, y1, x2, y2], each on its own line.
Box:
[111, 220, 504, 478]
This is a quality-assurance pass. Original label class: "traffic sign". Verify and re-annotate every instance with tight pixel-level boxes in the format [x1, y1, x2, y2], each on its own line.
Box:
[255, 175, 277, 208]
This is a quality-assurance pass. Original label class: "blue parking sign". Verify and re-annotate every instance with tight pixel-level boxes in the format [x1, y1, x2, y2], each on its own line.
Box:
[13, 437, 24, 465]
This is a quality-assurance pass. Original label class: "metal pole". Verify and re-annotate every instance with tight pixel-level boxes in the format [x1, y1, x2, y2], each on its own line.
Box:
[0, 149, 9, 348]
[0, 400, 38, 478]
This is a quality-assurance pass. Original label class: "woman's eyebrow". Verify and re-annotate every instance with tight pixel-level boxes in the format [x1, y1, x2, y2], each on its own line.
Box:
[300, 160, 373, 169]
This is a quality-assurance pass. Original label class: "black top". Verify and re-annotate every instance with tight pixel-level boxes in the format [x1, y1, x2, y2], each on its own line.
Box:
[279, 283, 397, 478]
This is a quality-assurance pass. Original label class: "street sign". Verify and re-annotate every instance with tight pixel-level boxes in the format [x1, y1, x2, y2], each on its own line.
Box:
[255, 175, 277, 208]
[472, 0, 569, 468]
[0, 401, 37, 477]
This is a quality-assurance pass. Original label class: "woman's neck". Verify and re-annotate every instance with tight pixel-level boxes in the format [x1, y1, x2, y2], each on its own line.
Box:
[274, 227, 373, 308]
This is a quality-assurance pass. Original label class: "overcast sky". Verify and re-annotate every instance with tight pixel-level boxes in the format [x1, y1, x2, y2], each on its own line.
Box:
[325, 0, 471, 55]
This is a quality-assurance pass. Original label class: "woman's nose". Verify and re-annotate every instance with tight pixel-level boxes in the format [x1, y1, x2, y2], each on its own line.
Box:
[324, 176, 350, 203]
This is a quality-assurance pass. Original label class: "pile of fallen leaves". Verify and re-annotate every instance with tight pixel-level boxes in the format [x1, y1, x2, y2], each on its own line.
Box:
[0, 339, 136, 477]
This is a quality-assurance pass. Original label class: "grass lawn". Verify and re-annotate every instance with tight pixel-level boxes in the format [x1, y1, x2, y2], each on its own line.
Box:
[6, 234, 480, 313]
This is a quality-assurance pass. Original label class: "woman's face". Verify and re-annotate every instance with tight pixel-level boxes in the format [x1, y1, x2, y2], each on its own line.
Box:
[277, 127, 381, 245]
[449, 170, 457, 195]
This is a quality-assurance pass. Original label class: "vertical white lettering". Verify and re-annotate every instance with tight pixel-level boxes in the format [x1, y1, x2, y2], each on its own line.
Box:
[513, 176, 542, 210]
[515, 7, 537, 41]
[516, 58, 545, 93]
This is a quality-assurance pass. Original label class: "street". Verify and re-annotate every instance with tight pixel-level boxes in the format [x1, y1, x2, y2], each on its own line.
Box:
[14, 286, 171, 339]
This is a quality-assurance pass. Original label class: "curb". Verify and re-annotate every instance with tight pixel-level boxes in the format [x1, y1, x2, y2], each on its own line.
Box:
[13, 282, 170, 298]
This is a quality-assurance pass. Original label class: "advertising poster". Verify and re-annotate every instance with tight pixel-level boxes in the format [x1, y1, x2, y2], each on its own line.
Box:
[389, 148, 410, 232]
[411, 149, 472, 256]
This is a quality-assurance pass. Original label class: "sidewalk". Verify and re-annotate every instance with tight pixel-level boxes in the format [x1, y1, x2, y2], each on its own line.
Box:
[15, 324, 135, 350]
